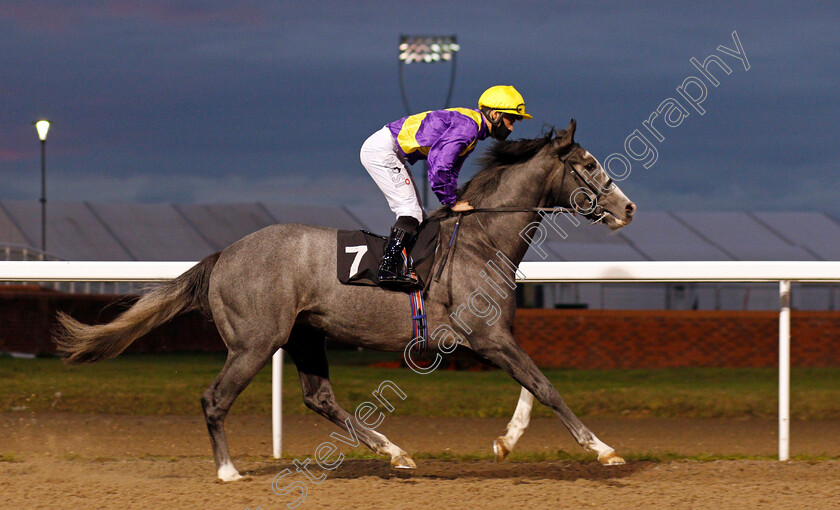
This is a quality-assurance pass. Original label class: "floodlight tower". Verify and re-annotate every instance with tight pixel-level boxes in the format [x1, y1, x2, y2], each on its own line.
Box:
[35, 120, 51, 253]
[398, 35, 460, 206]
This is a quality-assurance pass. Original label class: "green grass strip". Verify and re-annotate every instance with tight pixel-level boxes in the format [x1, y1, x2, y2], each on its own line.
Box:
[1, 352, 839, 419]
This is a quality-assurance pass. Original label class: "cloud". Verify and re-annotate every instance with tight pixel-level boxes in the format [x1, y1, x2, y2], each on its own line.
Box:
[0, 1, 268, 33]
[1, 1, 838, 216]
[0, 147, 31, 162]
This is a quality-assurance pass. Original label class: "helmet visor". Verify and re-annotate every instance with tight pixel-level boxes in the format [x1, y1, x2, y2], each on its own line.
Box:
[493, 103, 531, 119]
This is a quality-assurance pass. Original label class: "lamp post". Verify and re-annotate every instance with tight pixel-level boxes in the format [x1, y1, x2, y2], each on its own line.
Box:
[35, 120, 50, 253]
[398, 35, 460, 206]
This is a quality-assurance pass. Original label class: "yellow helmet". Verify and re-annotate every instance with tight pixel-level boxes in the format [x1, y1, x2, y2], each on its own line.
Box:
[478, 85, 533, 119]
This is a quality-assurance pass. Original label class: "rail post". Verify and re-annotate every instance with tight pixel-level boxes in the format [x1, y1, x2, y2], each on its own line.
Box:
[778, 279, 791, 461]
[272, 349, 283, 459]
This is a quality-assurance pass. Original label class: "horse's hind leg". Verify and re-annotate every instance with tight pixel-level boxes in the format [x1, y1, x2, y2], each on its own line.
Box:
[201, 326, 284, 481]
[493, 386, 534, 461]
[283, 327, 416, 469]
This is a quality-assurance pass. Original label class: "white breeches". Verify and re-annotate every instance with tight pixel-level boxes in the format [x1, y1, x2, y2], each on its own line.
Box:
[360, 126, 424, 224]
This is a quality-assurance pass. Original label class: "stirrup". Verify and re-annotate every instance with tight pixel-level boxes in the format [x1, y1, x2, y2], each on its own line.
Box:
[379, 271, 420, 289]
[378, 256, 420, 288]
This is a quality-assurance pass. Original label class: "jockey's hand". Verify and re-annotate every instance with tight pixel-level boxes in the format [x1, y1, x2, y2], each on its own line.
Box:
[451, 201, 474, 212]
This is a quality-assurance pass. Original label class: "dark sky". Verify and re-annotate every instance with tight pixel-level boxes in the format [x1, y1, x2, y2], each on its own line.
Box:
[2, 1, 838, 214]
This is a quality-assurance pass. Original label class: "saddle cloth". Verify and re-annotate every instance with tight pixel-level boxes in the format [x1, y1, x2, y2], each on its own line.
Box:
[336, 219, 440, 290]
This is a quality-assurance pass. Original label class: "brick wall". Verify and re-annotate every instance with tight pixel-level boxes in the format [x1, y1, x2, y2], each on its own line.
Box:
[0, 286, 223, 355]
[513, 309, 840, 368]
[2, 287, 838, 368]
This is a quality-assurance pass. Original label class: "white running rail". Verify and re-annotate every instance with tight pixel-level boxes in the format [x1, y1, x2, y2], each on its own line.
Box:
[4, 260, 840, 461]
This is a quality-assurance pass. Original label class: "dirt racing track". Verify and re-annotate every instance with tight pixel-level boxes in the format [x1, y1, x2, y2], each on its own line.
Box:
[2, 413, 839, 509]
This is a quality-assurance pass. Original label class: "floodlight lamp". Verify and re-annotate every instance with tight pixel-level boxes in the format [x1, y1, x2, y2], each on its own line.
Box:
[35, 120, 51, 141]
[399, 35, 458, 65]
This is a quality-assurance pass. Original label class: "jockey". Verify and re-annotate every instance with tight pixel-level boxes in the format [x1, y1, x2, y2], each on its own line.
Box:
[360, 85, 532, 288]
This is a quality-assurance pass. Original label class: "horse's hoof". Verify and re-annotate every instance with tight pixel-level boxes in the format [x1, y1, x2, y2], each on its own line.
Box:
[391, 454, 416, 469]
[493, 437, 511, 461]
[598, 451, 626, 466]
[217, 462, 245, 481]
[218, 472, 245, 482]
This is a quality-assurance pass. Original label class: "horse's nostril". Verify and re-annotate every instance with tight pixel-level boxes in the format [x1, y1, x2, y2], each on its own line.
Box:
[626, 203, 636, 216]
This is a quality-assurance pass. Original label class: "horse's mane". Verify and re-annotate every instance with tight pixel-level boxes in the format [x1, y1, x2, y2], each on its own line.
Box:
[426, 130, 556, 221]
[459, 130, 555, 205]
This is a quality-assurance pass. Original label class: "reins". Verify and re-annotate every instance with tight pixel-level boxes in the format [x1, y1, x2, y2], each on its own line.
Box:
[431, 207, 570, 284]
[455, 145, 583, 216]
[463, 206, 573, 214]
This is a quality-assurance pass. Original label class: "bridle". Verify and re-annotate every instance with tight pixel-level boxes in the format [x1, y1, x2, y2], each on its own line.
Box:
[558, 143, 614, 224]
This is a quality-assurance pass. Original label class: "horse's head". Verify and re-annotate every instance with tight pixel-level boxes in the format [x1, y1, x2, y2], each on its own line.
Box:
[548, 119, 635, 230]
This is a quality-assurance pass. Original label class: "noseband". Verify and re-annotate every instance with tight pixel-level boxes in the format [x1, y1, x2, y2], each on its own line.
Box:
[559, 144, 614, 223]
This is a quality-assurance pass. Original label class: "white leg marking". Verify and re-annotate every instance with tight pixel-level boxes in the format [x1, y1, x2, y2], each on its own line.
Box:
[503, 387, 534, 450]
[371, 430, 416, 469]
[586, 435, 626, 466]
[494, 387, 534, 460]
[218, 461, 244, 481]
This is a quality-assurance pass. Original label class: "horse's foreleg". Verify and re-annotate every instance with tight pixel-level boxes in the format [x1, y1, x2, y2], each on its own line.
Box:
[284, 332, 416, 469]
[474, 336, 624, 465]
[493, 386, 534, 461]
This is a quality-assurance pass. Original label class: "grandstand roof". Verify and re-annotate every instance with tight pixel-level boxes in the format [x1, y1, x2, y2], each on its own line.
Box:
[1, 200, 838, 262]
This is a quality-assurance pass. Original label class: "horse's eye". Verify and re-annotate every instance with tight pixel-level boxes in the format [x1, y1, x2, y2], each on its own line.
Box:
[586, 163, 595, 171]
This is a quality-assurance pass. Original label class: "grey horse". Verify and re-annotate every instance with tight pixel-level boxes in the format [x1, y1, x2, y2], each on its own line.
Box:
[56, 119, 636, 481]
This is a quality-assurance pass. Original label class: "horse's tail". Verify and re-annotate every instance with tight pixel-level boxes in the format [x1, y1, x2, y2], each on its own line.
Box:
[55, 252, 222, 365]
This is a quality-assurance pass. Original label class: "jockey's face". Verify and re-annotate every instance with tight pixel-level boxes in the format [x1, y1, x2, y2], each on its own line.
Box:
[502, 114, 518, 132]
[492, 111, 520, 130]
[485, 111, 523, 141]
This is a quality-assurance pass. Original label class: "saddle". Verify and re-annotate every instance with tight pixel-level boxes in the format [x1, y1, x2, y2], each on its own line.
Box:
[336, 220, 441, 353]
[336, 219, 440, 290]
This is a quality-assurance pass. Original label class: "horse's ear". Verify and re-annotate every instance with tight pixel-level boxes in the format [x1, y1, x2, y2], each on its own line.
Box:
[554, 118, 577, 151]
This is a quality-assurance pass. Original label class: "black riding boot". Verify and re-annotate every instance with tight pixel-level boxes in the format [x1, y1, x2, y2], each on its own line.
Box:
[378, 216, 420, 289]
